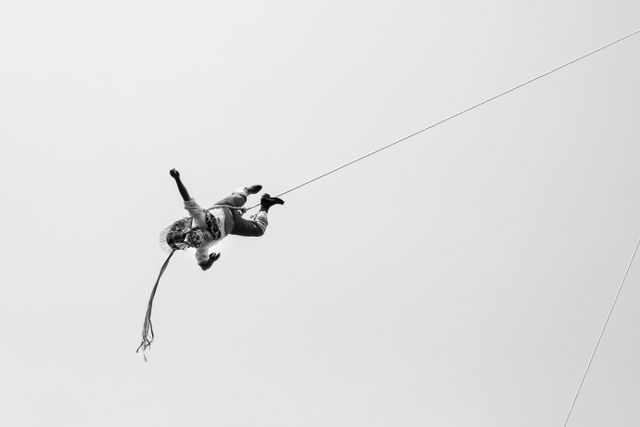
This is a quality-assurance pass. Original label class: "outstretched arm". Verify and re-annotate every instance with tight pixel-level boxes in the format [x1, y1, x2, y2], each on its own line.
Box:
[170, 169, 191, 202]
[172, 168, 208, 226]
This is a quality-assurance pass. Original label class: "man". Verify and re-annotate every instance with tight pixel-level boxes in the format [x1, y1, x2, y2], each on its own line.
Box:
[162, 168, 284, 270]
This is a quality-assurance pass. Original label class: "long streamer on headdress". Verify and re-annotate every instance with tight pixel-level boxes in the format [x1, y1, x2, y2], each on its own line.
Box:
[137, 249, 176, 361]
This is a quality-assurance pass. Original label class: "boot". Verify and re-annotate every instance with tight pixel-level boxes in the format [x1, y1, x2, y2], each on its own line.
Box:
[245, 185, 262, 195]
[260, 194, 284, 212]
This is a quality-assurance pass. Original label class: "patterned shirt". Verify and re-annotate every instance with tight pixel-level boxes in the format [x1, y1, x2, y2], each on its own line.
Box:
[184, 199, 228, 264]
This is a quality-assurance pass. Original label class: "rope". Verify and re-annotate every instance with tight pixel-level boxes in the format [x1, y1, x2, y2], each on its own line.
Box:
[152, 30, 639, 372]
[234, 28, 639, 212]
[562, 237, 640, 426]
[137, 249, 176, 362]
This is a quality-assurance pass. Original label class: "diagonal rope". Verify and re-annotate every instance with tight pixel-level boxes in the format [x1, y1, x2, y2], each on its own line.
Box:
[233, 28, 640, 212]
[562, 237, 640, 426]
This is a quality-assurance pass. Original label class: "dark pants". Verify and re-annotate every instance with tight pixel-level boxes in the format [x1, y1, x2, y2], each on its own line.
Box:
[214, 192, 267, 237]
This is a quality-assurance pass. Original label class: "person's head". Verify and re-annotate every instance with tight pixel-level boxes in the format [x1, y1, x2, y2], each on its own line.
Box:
[184, 229, 205, 248]
[166, 230, 189, 250]
[165, 228, 207, 250]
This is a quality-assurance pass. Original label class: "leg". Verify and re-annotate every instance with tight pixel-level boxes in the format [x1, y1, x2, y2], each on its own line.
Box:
[230, 210, 268, 237]
[213, 188, 248, 209]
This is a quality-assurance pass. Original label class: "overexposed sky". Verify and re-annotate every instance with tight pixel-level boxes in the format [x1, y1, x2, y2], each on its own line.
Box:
[1, 1, 639, 426]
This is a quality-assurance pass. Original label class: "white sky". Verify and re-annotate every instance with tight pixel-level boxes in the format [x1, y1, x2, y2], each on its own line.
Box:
[1, 1, 639, 426]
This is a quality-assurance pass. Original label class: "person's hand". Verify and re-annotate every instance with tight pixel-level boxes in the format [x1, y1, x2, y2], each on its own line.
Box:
[170, 169, 180, 179]
[199, 253, 221, 271]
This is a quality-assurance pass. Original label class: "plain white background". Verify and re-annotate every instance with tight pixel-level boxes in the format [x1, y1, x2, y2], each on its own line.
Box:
[1, 1, 639, 426]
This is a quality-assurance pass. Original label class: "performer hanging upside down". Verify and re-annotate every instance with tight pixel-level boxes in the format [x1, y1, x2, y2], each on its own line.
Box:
[161, 168, 284, 270]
